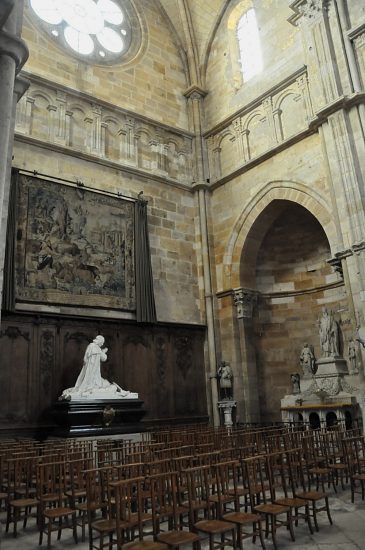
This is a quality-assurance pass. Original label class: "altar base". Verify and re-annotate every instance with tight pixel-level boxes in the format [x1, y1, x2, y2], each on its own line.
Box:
[52, 399, 146, 437]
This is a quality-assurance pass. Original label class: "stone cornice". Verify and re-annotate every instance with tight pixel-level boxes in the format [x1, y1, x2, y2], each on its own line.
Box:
[0, 29, 29, 72]
[203, 66, 307, 138]
[347, 20, 365, 42]
[14, 133, 195, 193]
[191, 182, 211, 193]
[21, 71, 194, 140]
[217, 280, 344, 300]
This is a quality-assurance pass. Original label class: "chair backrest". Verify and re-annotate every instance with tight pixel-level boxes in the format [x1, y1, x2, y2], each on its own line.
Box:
[37, 460, 68, 507]
[109, 476, 146, 544]
[149, 470, 181, 533]
[7, 456, 36, 498]
[243, 455, 269, 507]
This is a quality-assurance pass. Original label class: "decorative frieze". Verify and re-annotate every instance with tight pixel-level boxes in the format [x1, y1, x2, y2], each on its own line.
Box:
[205, 68, 312, 183]
[15, 75, 193, 186]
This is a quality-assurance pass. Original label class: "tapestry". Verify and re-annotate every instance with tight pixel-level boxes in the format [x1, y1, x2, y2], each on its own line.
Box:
[15, 175, 135, 311]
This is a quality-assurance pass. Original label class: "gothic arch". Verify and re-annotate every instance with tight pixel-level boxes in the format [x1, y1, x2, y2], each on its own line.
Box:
[222, 181, 337, 290]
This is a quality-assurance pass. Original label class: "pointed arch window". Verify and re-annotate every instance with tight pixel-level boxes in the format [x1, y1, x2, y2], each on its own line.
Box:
[237, 8, 262, 81]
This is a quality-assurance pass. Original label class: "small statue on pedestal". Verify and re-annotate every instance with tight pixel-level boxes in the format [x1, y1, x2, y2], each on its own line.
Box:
[300, 343, 316, 377]
[60, 335, 138, 401]
[217, 361, 233, 400]
[348, 338, 359, 375]
[290, 373, 301, 395]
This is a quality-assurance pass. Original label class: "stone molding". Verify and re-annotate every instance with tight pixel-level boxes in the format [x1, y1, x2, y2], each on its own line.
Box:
[232, 288, 258, 319]
[15, 75, 194, 187]
[205, 66, 313, 185]
[0, 29, 28, 71]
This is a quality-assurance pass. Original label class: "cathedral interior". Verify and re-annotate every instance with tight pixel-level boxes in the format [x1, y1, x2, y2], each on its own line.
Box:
[1, 0, 365, 548]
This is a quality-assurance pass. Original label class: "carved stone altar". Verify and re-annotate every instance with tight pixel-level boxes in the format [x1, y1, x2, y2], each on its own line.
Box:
[281, 313, 364, 429]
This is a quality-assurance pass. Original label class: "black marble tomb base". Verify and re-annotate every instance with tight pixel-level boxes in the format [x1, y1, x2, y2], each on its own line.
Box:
[52, 399, 146, 437]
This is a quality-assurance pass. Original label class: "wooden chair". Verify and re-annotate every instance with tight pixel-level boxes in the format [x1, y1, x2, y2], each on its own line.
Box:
[65, 456, 94, 541]
[109, 476, 166, 550]
[244, 455, 294, 550]
[184, 465, 237, 549]
[270, 450, 313, 535]
[5, 456, 39, 537]
[149, 471, 201, 549]
[290, 447, 333, 532]
[84, 466, 116, 550]
[214, 461, 265, 550]
[342, 436, 365, 502]
[37, 460, 78, 549]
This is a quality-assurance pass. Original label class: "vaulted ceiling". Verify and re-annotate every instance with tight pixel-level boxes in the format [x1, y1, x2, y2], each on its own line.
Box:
[158, 0, 229, 86]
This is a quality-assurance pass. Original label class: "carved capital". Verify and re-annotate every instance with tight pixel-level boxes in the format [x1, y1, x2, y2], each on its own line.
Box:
[233, 287, 258, 319]
[288, 0, 329, 26]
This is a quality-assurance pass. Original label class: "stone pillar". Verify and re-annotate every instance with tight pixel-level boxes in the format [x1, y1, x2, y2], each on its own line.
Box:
[0, 0, 29, 321]
[291, 0, 365, 332]
[233, 287, 260, 423]
[185, 84, 220, 427]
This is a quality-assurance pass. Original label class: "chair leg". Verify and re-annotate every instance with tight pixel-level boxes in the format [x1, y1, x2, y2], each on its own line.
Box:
[287, 511, 295, 541]
[306, 504, 314, 534]
[257, 521, 266, 550]
[47, 519, 53, 550]
[312, 501, 319, 532]
[13, 506, 19, 537]
[73, 514, 78, 544]
[325, 497, 333, 525]
[271, 516, 278, 550]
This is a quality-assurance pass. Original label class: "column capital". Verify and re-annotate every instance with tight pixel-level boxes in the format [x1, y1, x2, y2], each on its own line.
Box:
[183, 85, 208, 100]
[232, 287, 258, 319]
[0, 29, 28, 72]
[288, 0, 330, 26]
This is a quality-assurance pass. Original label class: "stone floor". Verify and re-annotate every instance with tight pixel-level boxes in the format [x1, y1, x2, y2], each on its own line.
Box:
[0, 486, 365, 550]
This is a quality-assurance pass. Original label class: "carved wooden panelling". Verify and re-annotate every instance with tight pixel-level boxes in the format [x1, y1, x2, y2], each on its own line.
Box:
[0, 325, 31, 423]
[0, 314, 207, 433]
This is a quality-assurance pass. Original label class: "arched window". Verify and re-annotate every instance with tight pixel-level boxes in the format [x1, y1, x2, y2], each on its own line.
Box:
[236, 8, 262, 81]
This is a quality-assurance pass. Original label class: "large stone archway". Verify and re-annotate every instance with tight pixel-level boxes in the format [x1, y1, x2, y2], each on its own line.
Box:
[218, 182, 348, 424]
[222, 181, 338, 291]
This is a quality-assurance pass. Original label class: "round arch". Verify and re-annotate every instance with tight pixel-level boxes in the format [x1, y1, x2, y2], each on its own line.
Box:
[223, 181, 338, 290]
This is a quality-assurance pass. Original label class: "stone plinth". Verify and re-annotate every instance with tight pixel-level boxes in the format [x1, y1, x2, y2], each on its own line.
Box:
[52, 399, 146, 437]
[218, 400, 237, 429]
[315, 356, 349, 376]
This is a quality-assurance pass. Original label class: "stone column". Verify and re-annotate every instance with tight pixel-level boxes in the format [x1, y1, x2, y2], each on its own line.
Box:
[291, 0, 365, 327]
[0, 0, 29, 320]
[233, 287, 260, 423]
[185, 84, 220, 427]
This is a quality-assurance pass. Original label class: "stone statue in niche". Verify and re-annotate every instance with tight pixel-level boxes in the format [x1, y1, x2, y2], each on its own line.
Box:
[290, 373, 301, 395]
[348, 338, 359, 375]
[300, 343, 316, 377]
[60, 335, 138, 401]
[318, 308, 339, 357]
[217, 361, 233, 400]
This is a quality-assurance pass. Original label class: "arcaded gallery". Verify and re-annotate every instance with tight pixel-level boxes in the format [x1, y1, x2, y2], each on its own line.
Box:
[1, 0, 365, 548]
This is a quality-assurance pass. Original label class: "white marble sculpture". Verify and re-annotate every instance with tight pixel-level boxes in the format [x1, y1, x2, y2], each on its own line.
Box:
[60, 335, 138, 401]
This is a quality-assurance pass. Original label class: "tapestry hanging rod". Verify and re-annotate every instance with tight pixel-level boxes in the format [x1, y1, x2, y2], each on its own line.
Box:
[16, 168, 138, 202]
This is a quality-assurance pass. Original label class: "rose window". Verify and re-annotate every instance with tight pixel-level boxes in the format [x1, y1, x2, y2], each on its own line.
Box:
[29, 0, 132, 63]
